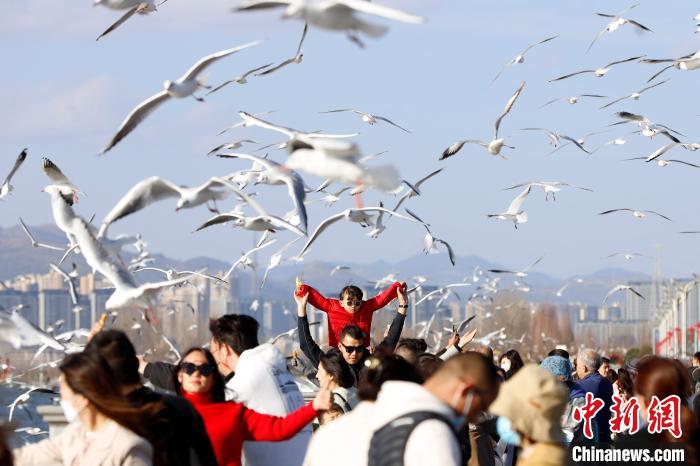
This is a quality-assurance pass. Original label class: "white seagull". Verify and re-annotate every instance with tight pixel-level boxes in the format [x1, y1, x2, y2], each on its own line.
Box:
[98, 176, 246, 238]
[0, 308, 65, 351]
[19, 218, 64, 251]
[598, 208, 672, 221]
[224, 239, 278, 281]
[606, 252, 647, 260]
[405, 208, 455, 266]
[491, 35, 558, 83]
[319, 108, 411, 133]
[503, 181, 592, 201]
[261, 237, 303, 288]
[48, 263, 79, 305]
[101, 42, 260, 153]
[540, 94, 607, 108]
[257, 23, 308, 76]
[134, 267, 226, 284]
[233, 0, 424, 45]
[96, 1, 157, 41]
[487, 185, 531, 228]
[549, 56, 643, 82]
[195, 211, 306, 237]
[207, 64, 274, 94]
[488, 256, 544, 278]
[71, 217, 194, 310]
[599, 79, 669, 109]
[641, 51, 700, 82]
[0, 149, 27, 200]
[392, 168, 444, 212]
[440, 81, 525, 160]
[298, 207, 424, 257]
[215, 152, 308, 233]
[520, 128, 590, 154]
[587, 4, 653, 53]
[602, 284, 645, 305]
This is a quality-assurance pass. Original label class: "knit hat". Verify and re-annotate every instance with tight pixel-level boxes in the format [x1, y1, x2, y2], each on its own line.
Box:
[540, 356, 573, 382]
[489, 364, 568, 443]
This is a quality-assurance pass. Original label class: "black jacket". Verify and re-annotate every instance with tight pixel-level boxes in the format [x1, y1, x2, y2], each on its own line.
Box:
[127, 385, 218, 466]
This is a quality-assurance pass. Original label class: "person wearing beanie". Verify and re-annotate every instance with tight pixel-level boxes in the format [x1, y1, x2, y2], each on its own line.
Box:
[490, 364, 569, 466]
[540, 356, 585, 445]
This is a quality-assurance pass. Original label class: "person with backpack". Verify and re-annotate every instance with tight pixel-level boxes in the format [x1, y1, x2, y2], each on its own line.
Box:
[366, 352, 500, 466]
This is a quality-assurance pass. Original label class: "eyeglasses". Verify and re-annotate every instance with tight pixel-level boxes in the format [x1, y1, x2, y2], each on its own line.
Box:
[340, 342, 365, 354]
[180, 362, 214, 377]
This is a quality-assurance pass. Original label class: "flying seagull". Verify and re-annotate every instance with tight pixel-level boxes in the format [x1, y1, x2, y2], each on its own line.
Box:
[599, 79, 669, 109]
[549, 56, 643, 82]
[440, 81, 525, 160]
[488, 255, 544, 277]
[520, 128, 590, 154]
[598, 208, 672, 221]
[215, 152, 308, 233]
[606, 252, 647, 260]
[540, 94, 607, 108]
[96, 1, 157, 41]
[233, 0, 424, 45]
[319, 108, 411, 133]
[503, 181, 592, 201]
[19, 218, 64, 251]
[405, 209, 455, 266]
[602, 284, 645, 305]
[298, 207, 425, 257]
[101, 42, 260, 153]
[256, 23, 308, 76]
[206, 64, 274, 94]
[487, 185, 531, 228]
[98, 176, 254, 238]
[587, 4, 653, 53]
[0, 149, 27, 200]
[491, 35, 558, 83]
[391, 168, 444, 212]
[641, 51, 700, 82]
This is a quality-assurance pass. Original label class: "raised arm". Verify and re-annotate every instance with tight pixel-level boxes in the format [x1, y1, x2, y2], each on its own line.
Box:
[378, 286, 408, 349]
[297, 283, 335, 313]
[242, 382, 332, 441]
[363, 282, 403, 313]
[295, 290, 323, 367]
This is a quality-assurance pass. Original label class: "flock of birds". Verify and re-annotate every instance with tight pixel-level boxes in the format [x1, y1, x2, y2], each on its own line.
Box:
[2, 0, 700, 440]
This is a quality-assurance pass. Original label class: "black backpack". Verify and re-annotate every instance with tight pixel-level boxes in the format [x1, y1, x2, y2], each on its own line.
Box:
[367, 411, 470, 466]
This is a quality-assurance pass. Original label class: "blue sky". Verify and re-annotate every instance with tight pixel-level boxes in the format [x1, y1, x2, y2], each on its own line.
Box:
[2, 0, 700, 280]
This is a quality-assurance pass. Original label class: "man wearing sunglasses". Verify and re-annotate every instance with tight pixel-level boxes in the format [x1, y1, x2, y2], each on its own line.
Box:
[295, 285, 409, 380]
[295, 280, 407, 349]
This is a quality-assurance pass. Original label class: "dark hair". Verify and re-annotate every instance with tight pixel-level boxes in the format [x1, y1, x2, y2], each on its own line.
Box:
[601, 357, 610, 365]
[84, 329, 140, 386]
[339, 324, 364, 342]
[396, 338, 428, 354]
[209, 314, 259, 355]
[499, 349, 524, 379]
[608, 369, 618, 383]
[320, 348, 355, 389]
[548, 348, 570, 360]
[616, 368, 633, 399]
[635, 357, 695, 443]
[60, 352, 165, 441]
[415, 353, 444, 380]
[357, 349, 422, 401]
[0, 424, 11, 466]
[694, 351, 700, 361]
[175, 347, 226, 402]
[339, 286, 363, 301]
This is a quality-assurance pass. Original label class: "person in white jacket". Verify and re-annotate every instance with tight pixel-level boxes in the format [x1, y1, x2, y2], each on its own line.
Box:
[209, 314, 311, 466]
[366, 352, 500, 466]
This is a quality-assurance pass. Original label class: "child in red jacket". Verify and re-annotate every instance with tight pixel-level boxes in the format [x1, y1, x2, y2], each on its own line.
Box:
[295, 281, 406, 347]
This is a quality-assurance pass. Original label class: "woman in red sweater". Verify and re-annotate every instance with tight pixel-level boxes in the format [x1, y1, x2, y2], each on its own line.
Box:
[296, 281, 406, 347]
[175, 347, 331, 466]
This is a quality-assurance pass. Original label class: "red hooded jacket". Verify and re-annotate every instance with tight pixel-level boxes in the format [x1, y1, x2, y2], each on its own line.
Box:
[296, 282, 402, 347]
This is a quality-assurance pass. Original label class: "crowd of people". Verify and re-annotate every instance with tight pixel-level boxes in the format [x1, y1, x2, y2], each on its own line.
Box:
[1, 279, 700, 466]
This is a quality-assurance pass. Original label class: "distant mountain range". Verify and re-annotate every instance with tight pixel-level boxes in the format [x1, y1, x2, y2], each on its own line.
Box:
[0, 224, 652, 305]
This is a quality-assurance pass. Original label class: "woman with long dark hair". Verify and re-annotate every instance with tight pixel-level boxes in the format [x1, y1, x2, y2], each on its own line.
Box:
[499, 349, 524, 380]
[614, 357, 699, 465]
[317, 349, 357, 413]
[174, 347, 332, 466]
[14, 351, 163, 466]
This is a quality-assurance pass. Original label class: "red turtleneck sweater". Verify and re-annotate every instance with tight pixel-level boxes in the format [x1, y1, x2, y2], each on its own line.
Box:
[296, 282, 402, 346]
[182, 391, 317, 466]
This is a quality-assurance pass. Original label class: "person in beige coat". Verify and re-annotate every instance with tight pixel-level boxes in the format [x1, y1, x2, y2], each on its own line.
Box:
[489, 364, 568, 466]
[14, 352, 162, 466]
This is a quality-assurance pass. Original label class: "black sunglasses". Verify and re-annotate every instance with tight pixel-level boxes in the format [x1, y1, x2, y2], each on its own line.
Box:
[343, 300, 362, 307]
[340, 342, 365, 354]
[180, 362, 214, 377]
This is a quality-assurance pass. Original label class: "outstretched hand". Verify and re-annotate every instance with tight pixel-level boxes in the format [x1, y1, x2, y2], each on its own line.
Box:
[313, 379, 333, 411]
[293, 290, 309, 307]
[459, 328, 478, 349]
[397, 281, 408, 305]
[447, 332, 459, 348]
